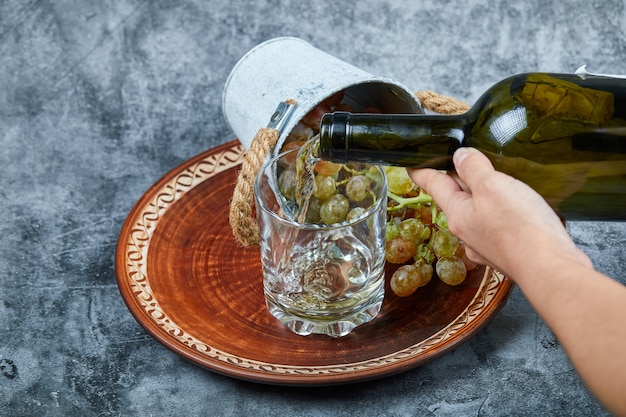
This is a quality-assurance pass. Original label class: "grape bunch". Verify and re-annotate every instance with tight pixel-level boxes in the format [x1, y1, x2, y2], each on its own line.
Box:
[384, 166, 477, 297]
[277, 155, 383, 225]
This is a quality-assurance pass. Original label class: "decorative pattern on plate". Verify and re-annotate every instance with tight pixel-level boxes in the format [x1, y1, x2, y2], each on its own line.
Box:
[123, 144, 245, 342]
[120, 143, 507, 376]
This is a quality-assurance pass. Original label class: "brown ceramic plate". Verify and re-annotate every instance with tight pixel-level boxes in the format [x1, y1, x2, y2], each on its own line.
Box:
[115, 140, 514, 386]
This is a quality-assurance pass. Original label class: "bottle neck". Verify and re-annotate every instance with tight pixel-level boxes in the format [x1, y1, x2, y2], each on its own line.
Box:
[319, 112, 468, 170]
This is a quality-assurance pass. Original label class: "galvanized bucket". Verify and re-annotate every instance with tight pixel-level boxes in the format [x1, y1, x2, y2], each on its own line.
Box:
[222, 37, 423, 153]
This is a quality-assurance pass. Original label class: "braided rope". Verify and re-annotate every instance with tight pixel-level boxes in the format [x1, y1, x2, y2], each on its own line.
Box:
[229, 127, 278, 247]
[415, 90, 470, 115]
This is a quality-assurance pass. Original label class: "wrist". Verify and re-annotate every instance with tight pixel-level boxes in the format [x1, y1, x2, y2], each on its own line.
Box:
[506, 238, 593, 288]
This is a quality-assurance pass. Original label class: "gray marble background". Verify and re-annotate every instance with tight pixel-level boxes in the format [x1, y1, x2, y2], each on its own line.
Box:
[1, 1, 625, 416]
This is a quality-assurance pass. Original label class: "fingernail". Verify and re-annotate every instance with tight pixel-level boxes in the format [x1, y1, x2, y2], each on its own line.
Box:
[453, 147, 473, 167]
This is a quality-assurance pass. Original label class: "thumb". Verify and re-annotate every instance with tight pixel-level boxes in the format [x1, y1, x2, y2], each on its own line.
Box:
[453, 148, 496, 189]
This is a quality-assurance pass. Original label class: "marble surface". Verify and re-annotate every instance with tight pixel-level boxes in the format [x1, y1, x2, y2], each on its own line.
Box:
[1, 1, 625, 416]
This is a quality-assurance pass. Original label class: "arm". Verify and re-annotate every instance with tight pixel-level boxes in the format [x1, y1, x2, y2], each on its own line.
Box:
[408, 147, 626, 417]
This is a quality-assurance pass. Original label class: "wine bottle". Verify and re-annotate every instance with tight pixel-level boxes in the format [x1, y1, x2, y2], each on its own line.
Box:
[318, 72, 626, 220]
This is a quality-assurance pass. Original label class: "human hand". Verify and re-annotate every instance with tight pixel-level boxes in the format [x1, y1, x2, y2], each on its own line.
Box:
[407, 148, 592, 278]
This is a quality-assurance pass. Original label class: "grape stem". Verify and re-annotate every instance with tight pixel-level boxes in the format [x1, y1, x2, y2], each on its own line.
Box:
[387, 190, 433, 211]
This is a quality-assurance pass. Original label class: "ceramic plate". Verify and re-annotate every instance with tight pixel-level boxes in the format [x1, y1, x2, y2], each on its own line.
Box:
[115, 140, 514, 386]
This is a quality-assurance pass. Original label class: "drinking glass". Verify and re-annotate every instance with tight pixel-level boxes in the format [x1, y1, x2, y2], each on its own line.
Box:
[254, 147, 387, 337]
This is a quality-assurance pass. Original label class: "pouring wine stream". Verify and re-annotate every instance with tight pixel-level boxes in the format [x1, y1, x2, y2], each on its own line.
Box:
[268, 135, 321, 223]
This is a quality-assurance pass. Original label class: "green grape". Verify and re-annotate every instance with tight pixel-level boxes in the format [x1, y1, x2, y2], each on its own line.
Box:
[313, 174, 336, 200]
[455, 241, 478, 271]
[345, 162, 365, 172]
[398, 218, 425, 243]
[319, 194, 349, 224]
[414, 257, 434, 287]
[431, 228, 460, 258]
[384, 166, 415, 195]
[385, 220, 400, 242]
[390, 264, 421, 297]
[436, 255, 467, 286]
[367, 165, 384, 186]
[415, 204, 434, 225]
[346, 175, 371, 202]
[304, 196, 322, 224]
[278, 167, 297, 200]
[346, 206, 366, 221]
[385, 236, 415, 264]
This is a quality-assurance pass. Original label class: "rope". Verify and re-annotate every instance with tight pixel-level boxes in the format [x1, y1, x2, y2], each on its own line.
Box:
[229, 127, 278, 247]
[415, 90, 470, 115]
[228, 91, 469, 247]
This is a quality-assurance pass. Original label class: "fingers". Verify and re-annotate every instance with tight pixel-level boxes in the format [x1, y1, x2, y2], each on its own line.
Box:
[462, 244, 489, 267]
[409, 148, 495, 202]
[407, 167, 464, 216]
[407, 148, 491, 218]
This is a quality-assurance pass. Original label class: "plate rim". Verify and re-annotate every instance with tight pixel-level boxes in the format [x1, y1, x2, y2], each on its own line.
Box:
[115, 140, 515, 386]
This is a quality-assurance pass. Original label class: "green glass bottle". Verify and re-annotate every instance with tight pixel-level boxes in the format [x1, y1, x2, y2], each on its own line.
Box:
[318, 72, 626, 220]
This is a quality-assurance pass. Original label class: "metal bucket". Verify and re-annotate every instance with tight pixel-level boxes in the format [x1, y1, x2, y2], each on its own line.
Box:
[222, 37, 423, 152]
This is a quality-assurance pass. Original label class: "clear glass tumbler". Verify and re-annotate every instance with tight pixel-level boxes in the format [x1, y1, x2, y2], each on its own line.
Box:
[254, 147, 387, 337]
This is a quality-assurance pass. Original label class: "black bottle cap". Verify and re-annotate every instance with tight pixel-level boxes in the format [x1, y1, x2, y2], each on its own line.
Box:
[319, 111, 350, 162]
